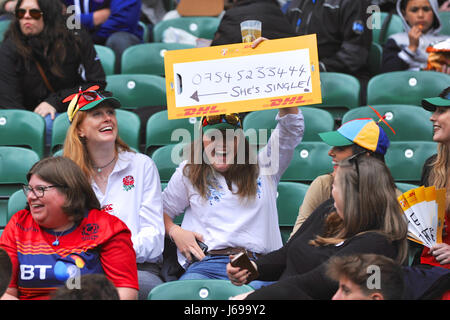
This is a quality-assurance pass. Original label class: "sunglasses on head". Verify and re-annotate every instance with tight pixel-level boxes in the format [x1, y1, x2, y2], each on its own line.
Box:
[201, 114, 242, 128]
[16, 8, 43, 20]
[67, 90, 104, 120]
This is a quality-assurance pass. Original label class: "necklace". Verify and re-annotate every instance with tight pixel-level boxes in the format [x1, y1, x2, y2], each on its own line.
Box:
[52, 229, 68, 246]
[93, 155, 116, 173]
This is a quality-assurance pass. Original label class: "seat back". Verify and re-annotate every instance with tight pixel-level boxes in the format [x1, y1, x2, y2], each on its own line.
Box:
[367, 71, 450, 106]
[277, 182, 309, 244]
[281, 142, 333, 183]
[368, 42, 383, 76]
[148, 279, 253, 300]
[151, 143, 186, 182]
[106, 74, 167, 109]
[385, 141, 437, 183]
[7, 189, 27, 223]
[342, 105, 433, 142]
[51, 113, 70, 154]
[153, 16, 221, 42]
[146, 110, 200, 155]
[94, 45, 116, 75]
[0, 147, 39, 226]
[395, 182, 419, 194]
[243, 107, 334, 145]
[438, 11, 450, 36]
[311, 72, 360, 121]
[121, 43, 195, 76]
[0, 20, 10, 42]
[371, 12, 404, 45]
[0, 109, 45, 158]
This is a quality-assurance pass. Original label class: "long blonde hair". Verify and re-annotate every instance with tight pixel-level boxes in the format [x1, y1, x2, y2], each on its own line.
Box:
[310, 156, 408, 264]
[428, 143, 450, 212]
[62, 109, 131, 181]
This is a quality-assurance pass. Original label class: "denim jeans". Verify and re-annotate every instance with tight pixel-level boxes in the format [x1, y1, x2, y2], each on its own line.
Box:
[105, 31, 142, 73]
[179, 255, 275, 290]
[137, 262, 164, 300]
[44, 112, 60, 147]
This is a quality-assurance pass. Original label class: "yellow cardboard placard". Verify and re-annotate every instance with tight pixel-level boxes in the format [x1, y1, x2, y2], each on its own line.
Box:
[164, 35, 322, 119]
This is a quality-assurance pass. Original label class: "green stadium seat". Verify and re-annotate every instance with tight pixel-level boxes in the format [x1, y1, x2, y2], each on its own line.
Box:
[0, 109, 45, 159]
[277, 182, 309, 244]
[0, 147, 39, 227]
[0, 20, 10, 42]
[438, 11, 450, 36]
[148, 279, 253, 300]
[151, 143, 186, 182]
[243, 107, 334, 145]
[281, 141, 333, 183]
[121, 43, 195, 76]
[94, 45, 116, 75]
[369, 42, 383, 76]
[371, 12, 404, 45]
[106, 74, 167, 109]
[51, 113, 70, 154]
[385, 141, 437, 183]
[146, 110, 199, 156]
[153, 16, 221, 42]
[395, 182, 419, 194]
[7, 189, 27, 223]
[342, 105, 433, 142]
[138, 21, 150, 42]
[367, 71, 450, 106]
[310, 72, 361, 122]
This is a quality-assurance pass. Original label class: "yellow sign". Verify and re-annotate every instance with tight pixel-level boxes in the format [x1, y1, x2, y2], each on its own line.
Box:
[164, 35, 322, 119]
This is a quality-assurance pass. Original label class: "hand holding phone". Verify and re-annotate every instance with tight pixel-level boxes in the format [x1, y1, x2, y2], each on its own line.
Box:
[191, 240, 208, 262]
[230, 251, 259, 283]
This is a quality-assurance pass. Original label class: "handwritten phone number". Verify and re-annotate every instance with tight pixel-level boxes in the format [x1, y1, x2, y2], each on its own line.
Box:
[191, 65, 308, 85]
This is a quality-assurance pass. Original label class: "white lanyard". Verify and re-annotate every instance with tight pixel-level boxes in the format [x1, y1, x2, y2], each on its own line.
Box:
[74, 0, 90, 14]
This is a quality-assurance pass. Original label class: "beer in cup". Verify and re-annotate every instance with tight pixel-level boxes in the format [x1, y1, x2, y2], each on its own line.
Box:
[240, 20, 262, 43]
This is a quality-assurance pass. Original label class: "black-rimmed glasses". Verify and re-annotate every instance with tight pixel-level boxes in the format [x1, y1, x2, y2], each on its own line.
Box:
[22, 185, 64, 198]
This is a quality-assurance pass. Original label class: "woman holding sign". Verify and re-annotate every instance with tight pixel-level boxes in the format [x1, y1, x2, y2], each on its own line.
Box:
[421, 87, 450, 268]
[162, 106, 303, 284]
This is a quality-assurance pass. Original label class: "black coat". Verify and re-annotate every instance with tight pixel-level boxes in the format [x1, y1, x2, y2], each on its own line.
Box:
[210, 0, 296, 46]
[0, 29, 106, 113]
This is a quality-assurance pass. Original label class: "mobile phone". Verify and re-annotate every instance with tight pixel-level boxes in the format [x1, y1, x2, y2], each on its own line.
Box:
[191, 240, 208, 262]
[230, 251, 259, 283]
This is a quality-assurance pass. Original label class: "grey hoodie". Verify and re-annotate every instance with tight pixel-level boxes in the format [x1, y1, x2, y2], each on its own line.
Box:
[388, 0, 447, 70]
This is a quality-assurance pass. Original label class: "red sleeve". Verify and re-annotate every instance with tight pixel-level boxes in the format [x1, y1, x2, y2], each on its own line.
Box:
[100, 226, 139, 290]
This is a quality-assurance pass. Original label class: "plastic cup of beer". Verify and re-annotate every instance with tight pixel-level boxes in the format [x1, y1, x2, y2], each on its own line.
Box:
[240, 20, 262, 43]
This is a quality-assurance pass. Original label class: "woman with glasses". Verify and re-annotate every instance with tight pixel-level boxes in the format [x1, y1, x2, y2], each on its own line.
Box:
[227, 156, 408, 299]
[62, 88, 165, 300]
[0, 0, 106, 145]
[420, 87, 450, 271]
[0, 156, 138, 300]
[162, 106, 304, 284]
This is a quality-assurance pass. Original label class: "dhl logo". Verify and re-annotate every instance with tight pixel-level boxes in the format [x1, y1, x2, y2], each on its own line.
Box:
[182, 106, 221, 116]
[268, 95, 306, 107]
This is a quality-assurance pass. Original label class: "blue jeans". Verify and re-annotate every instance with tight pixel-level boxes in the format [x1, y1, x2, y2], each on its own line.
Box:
[179, 255, 275, 290]
[44, 113, 60, 147]
[105, 31, 142, 73]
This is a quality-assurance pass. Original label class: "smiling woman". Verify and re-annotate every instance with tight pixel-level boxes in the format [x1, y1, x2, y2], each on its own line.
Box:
[0, 156, 139, 300]
[62, 88, 165, 300]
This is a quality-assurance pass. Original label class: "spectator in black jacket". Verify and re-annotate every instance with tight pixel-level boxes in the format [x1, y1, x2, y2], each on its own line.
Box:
[0, 0, 106, 145]
[211, 0, 296, 46]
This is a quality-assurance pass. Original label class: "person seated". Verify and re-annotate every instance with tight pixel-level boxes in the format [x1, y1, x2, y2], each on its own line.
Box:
[50, 274, 119, 300]
[163, 108, 304, 285]
[61, 0, 143, 73]
[210, 0, 297, 46]
[290, 113, 397, 237]
[0, 156, 138, 300]
[227, 156, 408, 299]
[327, 253, 405, 300]
[381, 0, 449, 73]
[62, 87, 165, 300]
[0, 0, 106, 145]
[0, 248, 12, 298]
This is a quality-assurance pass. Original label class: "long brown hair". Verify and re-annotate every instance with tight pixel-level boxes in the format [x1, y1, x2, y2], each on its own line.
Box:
[184, 128, 259, 200]
[27, 156, 101, 223]
[428, 143, 450, 212]
[310, 156, 408, 264]
[6, 0, 81, 78]
[63, 105, 131, 181]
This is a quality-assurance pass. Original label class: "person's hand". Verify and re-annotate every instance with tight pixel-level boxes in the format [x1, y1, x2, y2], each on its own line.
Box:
[4, 0, 17, 13]
[439, 0, 450, 11]
[430, 243, 450, 265]
[169, 225, 206, 262]
[34, 101, 56, 120]
[251, 37, 268, 49]
[226, 254, 257, 286]
[407, 25, 423, 52]
[93, 8, 111, 26]
[229, 291, 254, 300]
